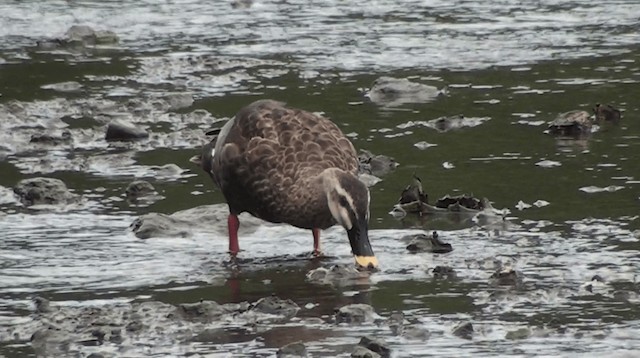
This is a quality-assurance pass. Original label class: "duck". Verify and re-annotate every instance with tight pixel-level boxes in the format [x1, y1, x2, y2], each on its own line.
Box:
[204, 99, 378, 269]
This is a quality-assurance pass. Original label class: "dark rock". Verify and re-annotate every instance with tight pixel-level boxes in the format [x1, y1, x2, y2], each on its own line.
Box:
[452, 321, 474, 340]
[351, 346, 381, 358]
[406, 232, 453, 253]
[435, 194, 484, 211]
[358, 150, 398, 177]
[591, 274, 605, 282]
[231, 0, 254, 8]
[87, 353, 105, 358]
[367, 76, 446, 107]
[251, 296, 300, 320]
[277, 341, 308, 357]
[13, 177, 80, 206]
[358, 336, 390, 358]
[105, 120, 148, 142]
[335, 304, 376, 324]
[29, 130, 72, 145]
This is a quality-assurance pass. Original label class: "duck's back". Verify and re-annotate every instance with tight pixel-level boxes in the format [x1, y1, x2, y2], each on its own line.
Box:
[213, 100, 358, 227]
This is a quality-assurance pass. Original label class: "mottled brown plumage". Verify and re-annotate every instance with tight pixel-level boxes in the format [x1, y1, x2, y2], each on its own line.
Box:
[212, 99, 362, 231]
[207, 100, 377, 267]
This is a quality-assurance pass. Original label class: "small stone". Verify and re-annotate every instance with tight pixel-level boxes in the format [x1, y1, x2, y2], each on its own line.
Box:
[505, 327, 531, 340]
[276, 341, 308, 357]
[335, 304, 376, 324]
[33, 297, 52, 313]
[351, 346, 381, 358]
[489, 268, 522, 286]
[251, 296, 300, 320]
[30, 130, 72, 145]
[105, 119, 148, 142]
[452, 321, 474, 340]
[358, 336, 390, 358]
[125, 180, 156, 199]
[163, 92, 194, 111]
[87, 354, 105, 358]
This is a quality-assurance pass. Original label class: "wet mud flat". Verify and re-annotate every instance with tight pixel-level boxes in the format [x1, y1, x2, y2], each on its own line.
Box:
[2, 0, 640, 357]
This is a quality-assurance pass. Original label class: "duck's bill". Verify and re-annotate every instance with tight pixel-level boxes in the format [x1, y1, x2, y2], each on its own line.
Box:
[347, 217, 378, 269]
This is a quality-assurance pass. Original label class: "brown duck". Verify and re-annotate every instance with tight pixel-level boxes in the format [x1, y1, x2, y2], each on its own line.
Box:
[207, 99, 378, 268]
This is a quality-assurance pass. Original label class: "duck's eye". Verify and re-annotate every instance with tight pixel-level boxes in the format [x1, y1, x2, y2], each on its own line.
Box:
[339, 196, 349, 208]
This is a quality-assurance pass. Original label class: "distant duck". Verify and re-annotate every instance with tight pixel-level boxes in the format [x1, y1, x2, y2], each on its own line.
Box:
[204, 100, 378, 268]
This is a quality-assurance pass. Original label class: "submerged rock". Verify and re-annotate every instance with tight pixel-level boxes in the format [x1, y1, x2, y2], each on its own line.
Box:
[129, 213, 191, 239]
[174, 301, 227, 323]
[431, 266, 457, 280]
[367, 76, 446, 107]
[386, 312, 404, 336]
[452, 321, 474, 340]
[29, 130, 72, 145]
[489, 267, 523, 287]
[424, 115, 489, 132]
[306, 265, 365, 286]
[105, 119, 149, 142]
[124, 180, 163, 205]
[335, 304, 376, 324]
[163, 92, 194, 111]
[506, 327, 531, 340]
[405, 231, 453, 253]
[358, 150, 398, 177]
[358, 336, 390, 358]
[277, 341, 308, 358]
[13, 177, 80, 207]
[251, 296, 300, 320]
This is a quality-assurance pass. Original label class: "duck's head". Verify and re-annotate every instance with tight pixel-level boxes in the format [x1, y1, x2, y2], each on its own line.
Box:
[322, 168, 378, 269]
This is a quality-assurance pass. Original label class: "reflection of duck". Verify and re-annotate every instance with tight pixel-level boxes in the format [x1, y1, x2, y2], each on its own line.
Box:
[207, 100, 377, 268]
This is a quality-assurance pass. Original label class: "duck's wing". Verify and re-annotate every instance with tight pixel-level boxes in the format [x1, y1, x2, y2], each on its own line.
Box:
[212, 100, 357, 214]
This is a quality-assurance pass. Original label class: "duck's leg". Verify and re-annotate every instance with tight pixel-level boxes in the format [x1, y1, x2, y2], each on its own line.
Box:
[228, 214, 240, 255]
[312, 228, 321, 256]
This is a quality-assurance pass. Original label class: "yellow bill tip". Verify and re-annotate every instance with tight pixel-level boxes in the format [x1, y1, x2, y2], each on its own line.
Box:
[354, 255, 379, 269]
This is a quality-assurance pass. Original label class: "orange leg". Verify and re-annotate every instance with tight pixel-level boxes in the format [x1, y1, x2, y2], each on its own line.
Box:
[312, 228, 321, 256]
[228, 214, 240, 255]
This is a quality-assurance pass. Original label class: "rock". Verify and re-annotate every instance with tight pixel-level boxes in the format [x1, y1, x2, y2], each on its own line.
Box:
[402, 325, 431, 340]
[306, 265, 364, 286]
[452, 321, 474, 339]
[425, 115, 489, 132]
[367, 76, 446, 107]
[129, 213, 191, 239]
[175, 301, 226, 323]
[131, 204, 267, 239]
[251, 296, 300, 320]
[351, 346, 381, 358]
[505, 327, 531, 340]
[13, 177, 80, 206]
[163, 93, 194, 111]
[358, 150, 398, 177]
[277, 341, 308, 357]
[398, 175, 427, 205]
[231, 0, 254, 8]
[358, 336, 390, 358]
[87, 353, 105, 358]
[33, 297, 53, 314]
[489, 267, 522, 286]
[65, 25, 118, 45]
[41, 81, 83, 93]
[547, 110, 592, 137]
[125, 180, 162, 204]
[105, 119, 149, 142]
[406, 232, 453, 253]
[29, 130, 72, 145]
[431, 266, 457, 279]
[335, 304, 376, 324]
[386, 312, 404, 336]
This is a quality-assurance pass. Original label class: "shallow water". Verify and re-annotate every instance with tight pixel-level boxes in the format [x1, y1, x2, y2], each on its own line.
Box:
[1, 0, 640, 357]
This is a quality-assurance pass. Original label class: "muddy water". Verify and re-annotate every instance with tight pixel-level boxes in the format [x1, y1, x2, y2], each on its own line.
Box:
[1, 0, 640, 357]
